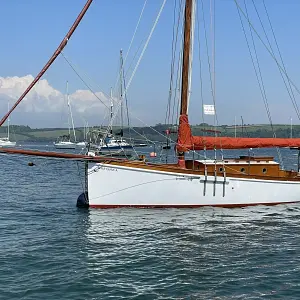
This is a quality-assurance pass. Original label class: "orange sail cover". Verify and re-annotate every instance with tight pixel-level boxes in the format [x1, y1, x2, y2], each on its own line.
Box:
[177, 114, 300, 151]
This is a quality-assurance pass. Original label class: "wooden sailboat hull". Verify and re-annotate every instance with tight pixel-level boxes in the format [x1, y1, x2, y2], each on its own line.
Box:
[87, 162, 300, 208]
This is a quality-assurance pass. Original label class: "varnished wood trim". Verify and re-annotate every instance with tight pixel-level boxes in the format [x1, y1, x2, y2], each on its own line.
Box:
[94, 160, 300, 182]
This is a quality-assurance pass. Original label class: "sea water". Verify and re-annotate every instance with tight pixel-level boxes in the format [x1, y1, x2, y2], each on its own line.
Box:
[0, 144, 300, 299]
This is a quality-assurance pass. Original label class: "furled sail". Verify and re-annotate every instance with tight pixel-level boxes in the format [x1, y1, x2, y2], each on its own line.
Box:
[177, 114, 300, 151]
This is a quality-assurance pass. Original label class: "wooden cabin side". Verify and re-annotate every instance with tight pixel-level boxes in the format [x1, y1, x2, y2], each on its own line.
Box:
[185, 156, 300, 179]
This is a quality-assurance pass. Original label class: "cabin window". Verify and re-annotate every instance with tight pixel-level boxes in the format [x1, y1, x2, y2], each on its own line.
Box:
[241, 168, 245, 173]
[219, 167, 223, 172]
[262, 168, 267, 174]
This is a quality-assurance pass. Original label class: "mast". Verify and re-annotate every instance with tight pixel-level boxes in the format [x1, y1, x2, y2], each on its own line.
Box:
[0, 0, 93, 127]
[66, 81, 76, 142]
[120, 49, 124, 137]
[234, 116, 237, 138]
[66, 82, 71, 140]
[290, 117, 293, 139]
[180, 0, 195, 116]
[7, 101, 10, 141]
[86, 121, 89, 141]
[110, 87, 113, 134]
[177, 0, 195, 165]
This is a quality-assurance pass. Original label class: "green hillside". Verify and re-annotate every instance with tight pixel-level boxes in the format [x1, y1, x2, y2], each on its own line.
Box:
[0, 123, 299, 143]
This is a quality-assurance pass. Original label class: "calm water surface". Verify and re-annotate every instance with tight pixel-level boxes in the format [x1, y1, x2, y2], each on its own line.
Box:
[0, 144, 300, 299]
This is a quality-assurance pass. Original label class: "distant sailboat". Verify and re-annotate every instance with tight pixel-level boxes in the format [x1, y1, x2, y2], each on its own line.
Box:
[0, 102, 16, 148]
[54, 81, 76, 149]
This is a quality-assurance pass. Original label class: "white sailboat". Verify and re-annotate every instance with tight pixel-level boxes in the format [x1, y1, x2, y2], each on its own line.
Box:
[96, 137, 133, 156]
[2, 0, 300, 209]
[54, 81, 76, 149]
[0, 102, 16, 148]
[83, 0, 300, 208]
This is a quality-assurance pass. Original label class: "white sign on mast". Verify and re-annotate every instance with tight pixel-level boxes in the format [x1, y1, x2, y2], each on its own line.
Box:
[203, 104, 215, 115]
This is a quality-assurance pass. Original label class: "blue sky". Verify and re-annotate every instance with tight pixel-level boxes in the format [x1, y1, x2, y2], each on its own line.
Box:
[1, 0, 300, 127]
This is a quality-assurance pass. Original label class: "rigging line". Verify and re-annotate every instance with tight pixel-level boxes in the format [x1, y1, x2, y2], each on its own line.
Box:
[125, 0, 167, 95]
[0, 0, 93, 127]
[59, 50, 115, 114]
[122, 64, 133, 145]
[124, 38, 145, 79]
[200, 0, 216, 122]
[206, 0, 224, 161]
[175, 49, 183, 126]
[104, 0, 167, 139]
[234, 0, 300, 117]
[235, 5, 266, 119]
[123, 77, 130, 130]
[236, 1, 273, 133]
[252, 0, 300, 119]
[210, 0, 217, 127]
[172, 0, 185, 127]
[261, 0, 300, 119]
[119, 51, 124, 135]
[124, 108, 177, 145]
[61, 52, 109, 109]
[165, 0, 178, 125]
[113, 0, 148, 95]
[126, 127, 153, 144]
[134, 116, 179, 146]
[62, 49, 124, 112]
[172, 52, 181, 126]
[124, 0, 148, 65]
[196, 3, 205, 125]
[236, 0, 284, 168]
[165, 0, 182, 126]
[244, 0, 272, 129]
[243, 0, 283, 168]
[120, 67, 141, 159]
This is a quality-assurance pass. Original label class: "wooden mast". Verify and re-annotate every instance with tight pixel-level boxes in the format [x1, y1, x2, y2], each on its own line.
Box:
[180, 0, 194, 116]
[0, 0, 93, 127]
[178, 0, 194, 166]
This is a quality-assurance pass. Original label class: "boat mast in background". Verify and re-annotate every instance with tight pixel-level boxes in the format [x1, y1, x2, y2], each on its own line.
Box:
[66, 81, 77, 143]
[0, 101, 16, 147]
[290, 117, 293, 139]
[120, 49, 124, 137]
[7, 101, 10, 142]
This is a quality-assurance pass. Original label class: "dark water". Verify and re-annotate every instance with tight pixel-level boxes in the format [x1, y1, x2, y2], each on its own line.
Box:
[1, 144, 300, 299]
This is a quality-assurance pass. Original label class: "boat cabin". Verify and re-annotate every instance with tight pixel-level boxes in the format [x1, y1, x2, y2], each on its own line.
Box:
[185, 155, 299, 178]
